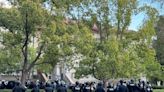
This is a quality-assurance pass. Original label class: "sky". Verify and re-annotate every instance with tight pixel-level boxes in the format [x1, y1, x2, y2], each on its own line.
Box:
[0, 0, 164, 31]
[129, 0, 164, 31]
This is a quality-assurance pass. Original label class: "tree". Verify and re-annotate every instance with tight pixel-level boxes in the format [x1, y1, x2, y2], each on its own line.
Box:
[115, 0, 137, 40]
[0, 0, 162, 83]
[155, 16, 164, 65]
[0, 0, 86, 83]
[0, 0, 50, 84]
[74, 0, 162, 81]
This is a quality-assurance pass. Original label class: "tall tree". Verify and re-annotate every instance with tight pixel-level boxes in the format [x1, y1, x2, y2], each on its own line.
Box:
[0, 0, 50, 84]
[115, 0, 137, 40]
[74, 0, 162, 80]
[0, 0, 85, 83]
[155, 16, 164, 65]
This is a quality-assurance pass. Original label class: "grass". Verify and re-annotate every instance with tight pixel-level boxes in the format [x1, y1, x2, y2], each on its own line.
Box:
[154, 89, 164, 92]
[0, 89, 163, 92]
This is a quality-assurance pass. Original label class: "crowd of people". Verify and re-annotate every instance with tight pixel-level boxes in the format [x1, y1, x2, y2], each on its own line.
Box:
[71, 79, 153, 92]
[0, 79, 153, 92]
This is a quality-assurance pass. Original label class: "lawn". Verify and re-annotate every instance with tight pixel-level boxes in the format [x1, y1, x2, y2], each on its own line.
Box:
[0, 89, 163, 92]
[154, 89, 164, 92]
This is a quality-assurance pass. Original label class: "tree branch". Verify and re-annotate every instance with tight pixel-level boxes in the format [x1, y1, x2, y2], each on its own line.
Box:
[27, 43, 45, 71]
[21, 11, 29, 59]
[34, 61, 50, 65]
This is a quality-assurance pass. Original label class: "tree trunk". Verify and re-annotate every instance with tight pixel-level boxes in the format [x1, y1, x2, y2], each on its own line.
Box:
[120, 30, 124, 40]
[99, 22, 102, 42]
[21, 69, 28, 85]
[21, 44, 28, 85]
[21, 10, 29, 85]
[117, 20, 120, 38]
[60, 61, 64, 80]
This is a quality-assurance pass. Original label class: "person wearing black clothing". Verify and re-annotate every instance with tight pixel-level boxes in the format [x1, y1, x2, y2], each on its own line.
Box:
[55, 81, 60, 91]
[44, 83, 54, 92]
[145, 82, 152, 92]
[57, 82, 67, 92]
[83, 82, 91, 92]
[137, 79, 144, 92]
[29, 82, 35, 89]
[107, 83, 115, 92]
[51, 82, 56, 90]
[127, 80, 137, 92]
[95, 82, 105, 92]
[145, 86, 152, 92]
[39, 82, 44, 89]
[31, 84, 40, 92]
[0, 81, 6, 89]
[80, 84, 85, 92]
[116, 80, 128, 92]
[12, 82, 26, 92]
[73, 81, 81, 92]
[139, 81, 146, 92]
